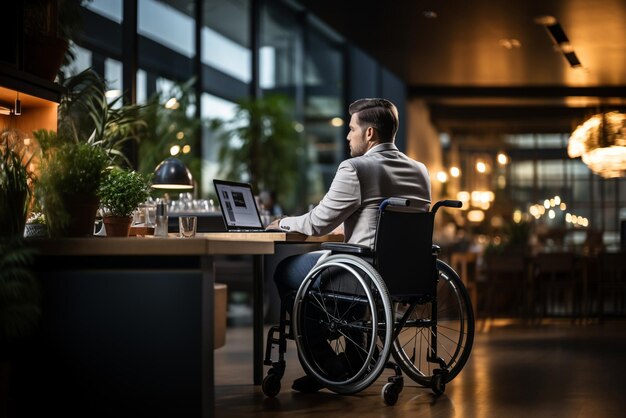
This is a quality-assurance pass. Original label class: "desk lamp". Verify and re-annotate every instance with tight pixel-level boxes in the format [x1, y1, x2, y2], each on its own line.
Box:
[151, 157, 194, 190]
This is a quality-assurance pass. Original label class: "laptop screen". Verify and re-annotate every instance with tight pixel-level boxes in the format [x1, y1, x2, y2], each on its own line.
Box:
[213, 179, 264, 231]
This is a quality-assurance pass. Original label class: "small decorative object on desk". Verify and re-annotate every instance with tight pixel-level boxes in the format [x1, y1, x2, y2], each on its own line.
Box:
[155, 201, 169, 237]
[24, 212, 48, 238]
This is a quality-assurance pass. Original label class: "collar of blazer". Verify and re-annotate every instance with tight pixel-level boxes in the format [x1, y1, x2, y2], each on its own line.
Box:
[365, 142, 398, 155]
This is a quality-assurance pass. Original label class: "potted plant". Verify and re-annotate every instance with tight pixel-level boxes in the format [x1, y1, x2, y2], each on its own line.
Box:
[37, 141, 110, 237]
[0, 131, 34, 238]
[33, 68, 149, 237]
[24, 210, 47, 238]
[98, 168, 150, 237]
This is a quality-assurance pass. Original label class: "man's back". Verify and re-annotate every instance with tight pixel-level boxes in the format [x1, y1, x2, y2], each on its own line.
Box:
[280, 142, 430, 248]
[342, 142, 430, 247]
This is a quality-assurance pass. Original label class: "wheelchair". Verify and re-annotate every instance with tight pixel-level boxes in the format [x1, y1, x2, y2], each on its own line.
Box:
[262, 198, 474, 405]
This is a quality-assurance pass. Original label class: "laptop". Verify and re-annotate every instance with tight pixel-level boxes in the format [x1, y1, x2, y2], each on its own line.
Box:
[213, 179, 279, 232]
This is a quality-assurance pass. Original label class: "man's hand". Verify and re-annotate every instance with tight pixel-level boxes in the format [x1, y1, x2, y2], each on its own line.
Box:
[265, 218, 282, 231]
[331, 224, 345, 235]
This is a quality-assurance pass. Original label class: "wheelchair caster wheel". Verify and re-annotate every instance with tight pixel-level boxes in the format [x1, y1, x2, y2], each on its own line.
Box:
[431, 374, 445, 396]
[262, 373, 281, 398]
[382, 382, 400, 406]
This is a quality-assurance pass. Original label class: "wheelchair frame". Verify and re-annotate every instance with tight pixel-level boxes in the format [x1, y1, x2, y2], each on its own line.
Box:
[262, 198, 474, 405]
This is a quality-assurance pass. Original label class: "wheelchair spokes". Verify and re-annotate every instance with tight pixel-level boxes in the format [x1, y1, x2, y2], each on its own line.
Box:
[391, 260, 474, 386]
[292, 255, 394, 394]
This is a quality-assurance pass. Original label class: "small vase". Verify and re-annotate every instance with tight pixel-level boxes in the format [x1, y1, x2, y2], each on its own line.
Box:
[103, 216, 132, 237]
[24, 223, 48, 238]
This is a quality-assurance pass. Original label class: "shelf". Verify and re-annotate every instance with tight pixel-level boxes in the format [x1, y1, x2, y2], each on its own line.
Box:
[0, 62, 64, 103]
[0, 63, 62, 134]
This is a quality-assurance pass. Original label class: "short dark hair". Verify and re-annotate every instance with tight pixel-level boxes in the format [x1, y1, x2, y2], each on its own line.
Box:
[348, 98, 399, 142]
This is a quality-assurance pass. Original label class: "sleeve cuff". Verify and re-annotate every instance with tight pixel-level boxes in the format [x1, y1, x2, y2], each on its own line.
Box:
[278, 218, 291, 231]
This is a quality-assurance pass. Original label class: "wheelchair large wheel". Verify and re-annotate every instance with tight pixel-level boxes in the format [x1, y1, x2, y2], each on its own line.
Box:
[292, 254, 394, 395]
[392, 260, 474, 385]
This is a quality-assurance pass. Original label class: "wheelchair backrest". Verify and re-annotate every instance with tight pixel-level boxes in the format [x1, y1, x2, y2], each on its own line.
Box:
[374, 207, 437, 298]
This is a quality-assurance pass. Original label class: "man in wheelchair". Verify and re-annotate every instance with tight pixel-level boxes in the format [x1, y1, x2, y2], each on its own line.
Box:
[265, 98, 432, 394]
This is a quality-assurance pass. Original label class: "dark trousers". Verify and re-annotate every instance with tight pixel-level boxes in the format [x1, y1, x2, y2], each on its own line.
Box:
[274, 251, 367, 377]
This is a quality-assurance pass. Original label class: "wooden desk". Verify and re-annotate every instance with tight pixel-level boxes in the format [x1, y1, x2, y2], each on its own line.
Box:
[22, 233, 342, 417]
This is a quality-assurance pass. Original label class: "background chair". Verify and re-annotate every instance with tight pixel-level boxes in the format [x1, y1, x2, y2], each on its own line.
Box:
[596, 251, 626, 322]
[482, 253, 529, 321]
[533, 252, 582, 319]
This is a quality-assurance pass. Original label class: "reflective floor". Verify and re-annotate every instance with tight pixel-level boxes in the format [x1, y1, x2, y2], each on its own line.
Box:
[215, 319, 626, 418]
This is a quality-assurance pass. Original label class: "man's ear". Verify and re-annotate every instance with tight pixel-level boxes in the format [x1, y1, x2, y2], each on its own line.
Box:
[366, 126, 376, 141]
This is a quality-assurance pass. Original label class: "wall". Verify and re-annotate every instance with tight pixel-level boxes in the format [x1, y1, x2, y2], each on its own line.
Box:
[406, 99, 444, 201]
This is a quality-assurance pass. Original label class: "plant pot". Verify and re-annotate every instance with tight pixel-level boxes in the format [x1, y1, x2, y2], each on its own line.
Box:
[0, 188, 28, 239]
[62, 194, 100, 237]
[24, 223, 48, 238]
[103, 216, 132, 237]
[23, 34, 68, 82]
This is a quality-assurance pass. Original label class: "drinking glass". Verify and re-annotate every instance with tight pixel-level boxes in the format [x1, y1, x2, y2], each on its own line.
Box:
[179, 216, 197, 238]
[144, 203, 157, 227]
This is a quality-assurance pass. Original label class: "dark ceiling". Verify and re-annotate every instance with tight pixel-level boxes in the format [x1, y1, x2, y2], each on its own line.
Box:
[300, 0, 626, 134]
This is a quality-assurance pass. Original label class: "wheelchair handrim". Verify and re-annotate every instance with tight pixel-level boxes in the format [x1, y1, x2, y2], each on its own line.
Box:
[292, 255, 393, 390]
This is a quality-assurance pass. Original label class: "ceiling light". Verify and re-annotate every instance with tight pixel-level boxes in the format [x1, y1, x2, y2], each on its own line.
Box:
[467, 210, 485, 223]
[498, 38, 521, 50]
[457, 191, 470, 203]
[558, 42, 574, 54]
[330, 117, 344, 127]
[568, 111, 626, 178]
[534, 15, 557, 26]
[535, 16, 582, 68]
[450, 166, 461, 177]
[422, 11, 437, 19]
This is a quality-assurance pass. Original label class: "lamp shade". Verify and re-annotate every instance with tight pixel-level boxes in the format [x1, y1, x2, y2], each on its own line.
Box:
[568, 111, 626, 178]
[152, 157, 194, 189]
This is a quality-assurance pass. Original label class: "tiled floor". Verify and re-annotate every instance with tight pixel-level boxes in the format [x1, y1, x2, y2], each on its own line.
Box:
[215, 319, 626, 418]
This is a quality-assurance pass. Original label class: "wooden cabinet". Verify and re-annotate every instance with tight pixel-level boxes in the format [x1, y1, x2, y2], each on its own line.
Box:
[0, 63, 62, 135]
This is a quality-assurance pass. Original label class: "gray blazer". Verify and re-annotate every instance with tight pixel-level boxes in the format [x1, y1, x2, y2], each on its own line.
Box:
[279, 142, 431, 248]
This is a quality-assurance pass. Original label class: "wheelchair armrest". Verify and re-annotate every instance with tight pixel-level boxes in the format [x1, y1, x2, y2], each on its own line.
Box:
[321, 242, 374, 256]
